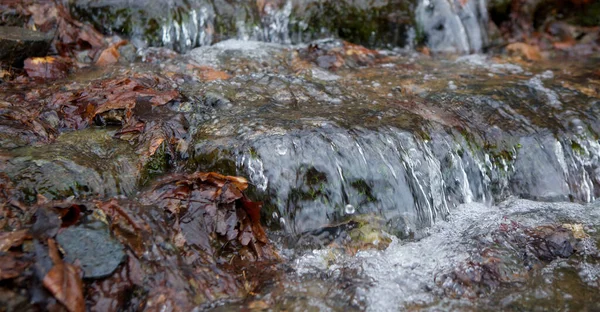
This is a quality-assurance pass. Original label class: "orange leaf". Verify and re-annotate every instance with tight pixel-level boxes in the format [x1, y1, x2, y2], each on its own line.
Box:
[506, 42, 542, 61]
[95, 44, 120, 66]
[43, 239, 85, 312]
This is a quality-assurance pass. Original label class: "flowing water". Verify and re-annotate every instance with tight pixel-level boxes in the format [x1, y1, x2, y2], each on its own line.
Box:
[69, 0, 491, 53]
[3, 1, 600, 310]
[171, 41, 599, 309]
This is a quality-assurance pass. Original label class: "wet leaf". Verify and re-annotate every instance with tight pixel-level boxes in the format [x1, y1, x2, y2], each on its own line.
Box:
[43, 238, 85, 312]
[506, 42, 542, 61]
[0, 229, 29, 252]
[240, 196, 267, 243]
[562, 223, 588, 239]
[0, 253, 31, 280]
[192, 172, 249, 191]
[95, 41, 127, 66]
[24, 56, 71, 79]
[187, 64, 231, 81]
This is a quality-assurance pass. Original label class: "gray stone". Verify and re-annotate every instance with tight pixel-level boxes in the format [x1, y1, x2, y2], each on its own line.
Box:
[0, 26, 53, 66]
[56, 222, 126, 279]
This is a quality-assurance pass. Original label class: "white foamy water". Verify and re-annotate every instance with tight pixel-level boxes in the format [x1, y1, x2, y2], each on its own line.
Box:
[292, 198, 600, 311]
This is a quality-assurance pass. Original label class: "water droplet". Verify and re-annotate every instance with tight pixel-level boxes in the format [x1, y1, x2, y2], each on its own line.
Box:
[345, 204, 356, 215]
[279, 217, 286, 226]
[272, 212, 279, 219]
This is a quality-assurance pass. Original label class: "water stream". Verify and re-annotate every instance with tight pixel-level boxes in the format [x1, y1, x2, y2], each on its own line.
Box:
[2, 1, 600, 310]
[69, 0, 491, 53]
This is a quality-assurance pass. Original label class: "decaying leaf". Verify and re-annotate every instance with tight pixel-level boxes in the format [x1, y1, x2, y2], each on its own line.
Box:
[0, 229, 29, 252]
[241, 196, 267, 244]
[0, 253, 31, 280]
[192, 172, 249, 191]
[147, 172, 276, 261]
[42, 238, 85, 312]
[187, 64, 231, 81]
[562, 223, 588, 239]
[24, 56, 71, 79]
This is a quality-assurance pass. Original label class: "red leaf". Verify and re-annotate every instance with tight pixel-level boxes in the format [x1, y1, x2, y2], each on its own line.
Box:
[240, 195, 267, 244]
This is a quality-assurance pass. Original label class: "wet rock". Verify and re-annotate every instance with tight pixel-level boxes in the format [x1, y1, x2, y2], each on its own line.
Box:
[203, 92, 232, 110]
[0, 26, 53, 67]
[295, 214, 392, 252]
[1, 129, 140, 201]
[69, 0, 215, 53]
[56, 222, 125, 279]
[70, 0, 419, 51]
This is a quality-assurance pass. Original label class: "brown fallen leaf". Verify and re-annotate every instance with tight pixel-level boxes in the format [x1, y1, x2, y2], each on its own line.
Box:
[187, 64, 231, 81]
[43, 239, 85, 312]
[24, 56, 71, 79]
[95, 41, 128, 66]
[0, 253, 31, 280]
[0, 229, 30, 252]
[193, 172, 249, 191]
[506, 42, 542, 61]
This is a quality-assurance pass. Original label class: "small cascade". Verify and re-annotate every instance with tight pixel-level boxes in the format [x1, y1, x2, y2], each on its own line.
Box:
[416, 0, 490, 53]
[181, 43, 600, 235]
[195, 125, 600, 235]
[70, 0, 492, 53]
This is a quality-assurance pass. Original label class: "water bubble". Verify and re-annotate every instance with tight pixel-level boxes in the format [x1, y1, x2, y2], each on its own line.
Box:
[279, 217, 286, 226]
[272, 212, 279, 219]
[345, 204, 356, 215]
[276, 144, 287, 156]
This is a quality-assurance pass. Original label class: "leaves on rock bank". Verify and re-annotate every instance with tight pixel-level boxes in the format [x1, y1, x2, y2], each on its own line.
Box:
[0, 169, 279, 311]
[146, 172, 276, 261]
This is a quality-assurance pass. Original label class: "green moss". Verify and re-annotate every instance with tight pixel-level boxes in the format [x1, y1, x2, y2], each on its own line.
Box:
[571, 140, 585, 156]
[140, 142, 170, 186]
[191, 149, 238, 176]
[350, 180, 377, 203]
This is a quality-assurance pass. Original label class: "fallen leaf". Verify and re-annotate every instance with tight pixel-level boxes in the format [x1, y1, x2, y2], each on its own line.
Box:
[0, 229, 29, 252]
[506, 42, 542, 61]
[192, 172, 249, 191]
[95, 42, 125, 66]
[43, 238, 85, 312]
[562, 223, 588, 239]
[187, 65, 231, 81]
[0, 253, 31, 280]
[553, 39, 576, 50]
[241, 196, 267, 244]
[24, 56, 71, 79]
